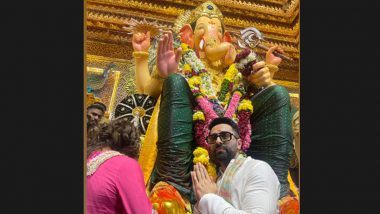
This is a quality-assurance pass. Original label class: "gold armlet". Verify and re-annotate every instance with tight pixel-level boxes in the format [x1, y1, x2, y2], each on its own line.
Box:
[133, 51, 149, 59]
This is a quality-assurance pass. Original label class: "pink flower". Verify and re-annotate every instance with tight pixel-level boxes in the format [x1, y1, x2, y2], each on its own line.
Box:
[224, 92, 242, 118]
[196, 97, 218, 120]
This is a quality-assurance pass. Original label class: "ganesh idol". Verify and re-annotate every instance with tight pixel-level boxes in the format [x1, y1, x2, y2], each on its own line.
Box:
[131, 1, 295, 213]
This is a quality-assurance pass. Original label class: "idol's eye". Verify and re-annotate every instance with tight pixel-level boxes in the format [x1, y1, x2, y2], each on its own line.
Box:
[196, 24, 205, 30]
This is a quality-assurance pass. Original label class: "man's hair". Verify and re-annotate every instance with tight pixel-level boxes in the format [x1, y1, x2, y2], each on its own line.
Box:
[87, 117, 141, 160]
[208, 117, 240, 136]
[87, 101, 107, 113]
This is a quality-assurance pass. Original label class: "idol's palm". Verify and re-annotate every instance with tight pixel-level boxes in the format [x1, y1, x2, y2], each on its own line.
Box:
[156, 31, 182, 79]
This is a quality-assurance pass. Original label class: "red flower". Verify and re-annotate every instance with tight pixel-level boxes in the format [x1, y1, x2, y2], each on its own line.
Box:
[238, 110, 252, 151]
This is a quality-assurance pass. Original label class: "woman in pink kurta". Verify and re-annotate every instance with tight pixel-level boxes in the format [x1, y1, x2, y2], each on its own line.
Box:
[86, 118, 153, 214]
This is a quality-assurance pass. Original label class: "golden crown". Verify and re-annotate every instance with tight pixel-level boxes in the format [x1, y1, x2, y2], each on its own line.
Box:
[173, 1, 224, 33]
[188, 1, 224, 24]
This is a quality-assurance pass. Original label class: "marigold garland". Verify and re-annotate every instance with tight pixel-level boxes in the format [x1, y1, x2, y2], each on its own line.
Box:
[181, 43, 190, 53]
[193, 111, 205, 121]
[183, 64, 192, 72]
[207, 162, 217, 180]
[217, 64, 238, 102]
[224, 64, 238, 81]
[193, 147, 209, 164]
[179, 42, 254, 154]
[193, 147, 217, 179]
[188, 76, 201, 88]
[238, 99, 254, 113]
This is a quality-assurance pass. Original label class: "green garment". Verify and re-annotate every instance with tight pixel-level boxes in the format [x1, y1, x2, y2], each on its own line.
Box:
[150, 74, 196, 204]
[247, 85, 294, 199]
[150, 75, 293, 202]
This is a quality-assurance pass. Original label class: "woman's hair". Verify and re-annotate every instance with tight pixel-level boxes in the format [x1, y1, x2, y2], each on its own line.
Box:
[87, 125, 100, 145]
[87, 117, 141, 160]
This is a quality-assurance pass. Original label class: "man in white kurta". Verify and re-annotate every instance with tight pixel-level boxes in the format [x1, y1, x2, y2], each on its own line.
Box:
[191, 117, 280, 214]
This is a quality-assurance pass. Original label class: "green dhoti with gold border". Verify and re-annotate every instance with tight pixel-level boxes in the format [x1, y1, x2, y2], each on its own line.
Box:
[149, 75, 293, 203]
[247, 85, 294, 198]
[149, 74, 196, 204]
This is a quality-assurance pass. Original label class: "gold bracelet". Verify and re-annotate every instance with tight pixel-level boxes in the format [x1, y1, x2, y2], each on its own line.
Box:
[132, 51, 149, 59]
[266, 64, 279, 73]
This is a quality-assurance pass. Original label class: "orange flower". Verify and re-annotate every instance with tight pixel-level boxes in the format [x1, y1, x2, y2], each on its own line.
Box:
[279, 195, 299, 214]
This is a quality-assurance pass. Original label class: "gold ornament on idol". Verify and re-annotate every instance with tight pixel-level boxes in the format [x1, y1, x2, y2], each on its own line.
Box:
[188, 1, 224, 24]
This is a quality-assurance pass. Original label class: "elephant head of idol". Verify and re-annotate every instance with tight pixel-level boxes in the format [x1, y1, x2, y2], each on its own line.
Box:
[178, 1, 236, 67]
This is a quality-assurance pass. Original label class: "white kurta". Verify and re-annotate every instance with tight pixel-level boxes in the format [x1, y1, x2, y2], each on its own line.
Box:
[197, 157, 280, 214]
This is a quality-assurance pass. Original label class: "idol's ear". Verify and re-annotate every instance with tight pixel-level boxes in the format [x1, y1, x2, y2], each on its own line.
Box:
[179, 24, 194, 48]
[223, 31, 232, 43]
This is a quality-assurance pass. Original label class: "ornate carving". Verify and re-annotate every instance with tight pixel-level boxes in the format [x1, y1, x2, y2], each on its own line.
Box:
[225, 18, 299, 36]
[87, 1, 299, 33]
[87, 0, 299, 20]
[86, 40, 132, 59]
[88, 0, 185, 16]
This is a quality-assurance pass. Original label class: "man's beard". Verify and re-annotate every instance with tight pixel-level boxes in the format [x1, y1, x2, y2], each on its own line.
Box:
[87, 118, 97, 128]
[211, 144, 236, 167]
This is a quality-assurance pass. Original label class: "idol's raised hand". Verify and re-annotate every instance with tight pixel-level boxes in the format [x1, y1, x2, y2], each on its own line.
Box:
[156, 31, 182, 79]
[132, 31, 151, 52]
